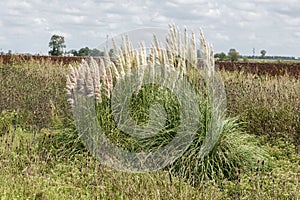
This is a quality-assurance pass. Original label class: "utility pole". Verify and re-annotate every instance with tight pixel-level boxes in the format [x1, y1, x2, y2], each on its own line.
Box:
[106, 35, 109, 50]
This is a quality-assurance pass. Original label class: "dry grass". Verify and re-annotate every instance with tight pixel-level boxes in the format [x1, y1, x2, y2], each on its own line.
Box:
[222, 70, 300, 151]
[0, 26, 299, 199]
[0, 58, 72, 129]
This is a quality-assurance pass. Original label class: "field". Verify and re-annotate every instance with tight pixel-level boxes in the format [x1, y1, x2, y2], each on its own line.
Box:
[0, 56, 299, 199]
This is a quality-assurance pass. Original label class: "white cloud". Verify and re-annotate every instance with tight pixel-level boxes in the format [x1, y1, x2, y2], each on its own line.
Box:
[294, 32, 300, 37]
[0, 0, 299, 56]
[50, 30, 70, 38]
[33, 18, 47, 25]
[170, 0, 207, 5]
[62, 15, 86, 24]
[215, 33, 229, 41]
[0, 36, 5, 42]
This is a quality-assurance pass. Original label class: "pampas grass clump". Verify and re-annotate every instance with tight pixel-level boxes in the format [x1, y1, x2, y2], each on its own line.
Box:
[66, 24, 269, 185]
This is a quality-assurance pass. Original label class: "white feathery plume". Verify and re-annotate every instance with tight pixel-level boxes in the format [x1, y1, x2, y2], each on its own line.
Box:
[67, 25, 217, 107]
[209, 44, 215, 75]
[176, 25, 182, 58]
[84, 63, 95, 97]
[135, 49, 140, 68]
[148, 44, 156, 83]
[161, 50, 172, 66]
[135, 49, 143, 95]
[112, 37, 119, 55]
[112, 38, 125, 76]
[66, 65, 76, 107]
[166, 37, 174, 66]
[153, 34, 162, 61]
[148, 45, 154, 63]
[103, 48, 111, 66]
[76, 60, 88, 95]
[126, 35, 134, 68]
[166, 37, 176, 67]
[181, 27, 188, 75]
[89, 58, 102, 103]
[140, 42, 147, 66]
[121, 35, 130, 73]
[190, 30, 197, 69]
[66, 65, 77, 92]
[106, 66, 113, 98]
[199, 28, 215, 77]
[110, 61, 120, 81]
[199, 28, 208, 66]
[98, 59, 108, 95]
[170, 24, 178, 54]
[69, 65, 78, 87]
[103, 48, 119, 81]
[66, 77, 74, 106]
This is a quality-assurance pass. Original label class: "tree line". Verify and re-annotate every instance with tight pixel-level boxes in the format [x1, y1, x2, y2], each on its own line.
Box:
[48, 34, 298, 61]
[49, 34, 107, 56]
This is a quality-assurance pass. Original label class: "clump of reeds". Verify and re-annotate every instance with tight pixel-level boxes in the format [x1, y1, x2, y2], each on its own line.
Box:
[66, 24, 269, 185]
[66, 25, 216, 104]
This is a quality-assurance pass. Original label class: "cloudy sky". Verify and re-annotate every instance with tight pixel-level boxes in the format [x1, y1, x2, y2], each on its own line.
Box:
[0, 0, 299, 57]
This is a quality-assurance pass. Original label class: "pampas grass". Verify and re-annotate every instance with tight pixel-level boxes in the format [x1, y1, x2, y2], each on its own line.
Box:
[66, 24, 269, 185]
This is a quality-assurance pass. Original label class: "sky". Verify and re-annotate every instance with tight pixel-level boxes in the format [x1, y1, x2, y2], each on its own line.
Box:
[0, 0, 300, 57]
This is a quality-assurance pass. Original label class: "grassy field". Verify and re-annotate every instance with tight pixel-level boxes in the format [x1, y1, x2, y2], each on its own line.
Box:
[0, 58, 299, 199]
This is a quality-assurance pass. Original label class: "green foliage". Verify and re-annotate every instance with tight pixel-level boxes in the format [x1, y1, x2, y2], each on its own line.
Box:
[0, 117, 298, 199]
[48, 35, 66, 56]
[217, 52, 227, 61]
[261, 49, 267, 58]
[0, 110, 19, 136]
[0, 59, 71, 129]
[0, 59, 299, 199]
[78, 62, 270, 185]
[222, 71, 300, 151]
[68, 49, 78, 56]
[78, 47, 90, 56]
[86, 83, 183, 154]
[228, 49, 240, 62]
[69, 47, 104, 56]
[242, 56, 249, 62]
[170, 118, 269, 186]
[89, 48, 104, 56]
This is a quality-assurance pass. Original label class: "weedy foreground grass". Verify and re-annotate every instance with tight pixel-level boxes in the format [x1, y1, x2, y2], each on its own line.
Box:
[0, 58, 299, 199]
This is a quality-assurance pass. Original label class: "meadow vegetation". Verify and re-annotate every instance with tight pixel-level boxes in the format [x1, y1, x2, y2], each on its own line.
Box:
[0, 37, 299, 199]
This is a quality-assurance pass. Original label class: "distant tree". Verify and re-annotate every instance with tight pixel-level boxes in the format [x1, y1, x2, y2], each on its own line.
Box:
[48, 35, 66, 56]
[109, 48, 114, 57]
[68, 49, 78, 56]
[260, 50, 266, 58]
[68, 47, 104, 57]
[242, 56, 249, 62]
[89, 48, 104, 56]
[217, 52, 227, 61]
[78, 47, 90, 56]
[228, 49, 239, 62]
[8, 50, 12, 55]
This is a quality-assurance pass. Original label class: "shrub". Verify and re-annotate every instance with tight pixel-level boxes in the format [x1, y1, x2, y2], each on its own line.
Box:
[66, 25, 269, 183]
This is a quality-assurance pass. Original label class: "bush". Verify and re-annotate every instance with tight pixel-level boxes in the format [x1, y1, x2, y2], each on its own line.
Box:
[169, 117, 269, 186]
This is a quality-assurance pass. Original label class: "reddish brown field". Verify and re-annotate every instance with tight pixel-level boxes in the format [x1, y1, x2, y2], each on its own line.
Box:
[0, 54, 83, 65]
[216, 61, 300, 78]
[1, 54, 299, 78]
